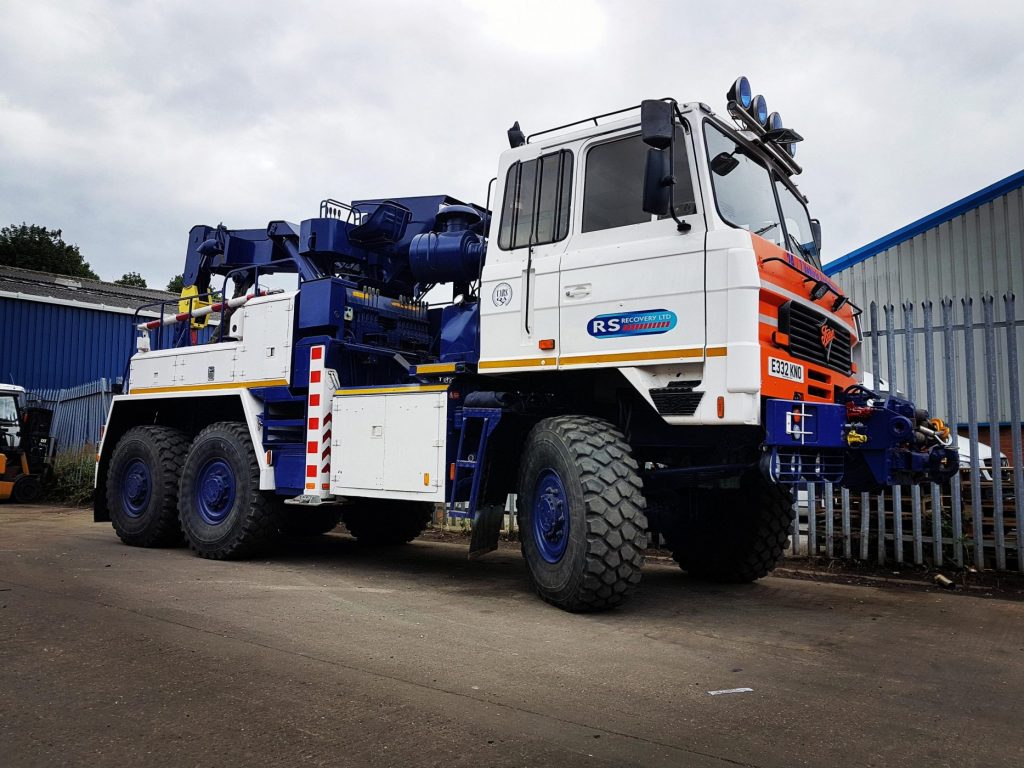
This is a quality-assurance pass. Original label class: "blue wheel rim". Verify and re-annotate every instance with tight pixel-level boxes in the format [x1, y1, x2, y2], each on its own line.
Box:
[121, 458, 152, 518]
[532, 469, 570, 563]
[195, 458, 236, 525]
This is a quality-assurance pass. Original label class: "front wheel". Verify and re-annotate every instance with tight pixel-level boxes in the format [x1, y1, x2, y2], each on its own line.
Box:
[517, 416, 647, 612]
[178, 422, 281, 559]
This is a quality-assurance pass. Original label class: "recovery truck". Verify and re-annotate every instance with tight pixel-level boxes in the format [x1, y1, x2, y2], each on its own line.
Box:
[94, 77, 958, 610]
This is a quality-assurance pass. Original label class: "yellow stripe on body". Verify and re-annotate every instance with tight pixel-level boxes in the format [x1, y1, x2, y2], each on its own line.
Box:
[415, 362, 459, 374]
[129, 377, 289, 395]
[479, 346, 727, 370]
[336, 384, 450, 396]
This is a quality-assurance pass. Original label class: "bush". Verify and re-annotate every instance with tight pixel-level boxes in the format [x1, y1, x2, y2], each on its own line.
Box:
[45, 446, 96, 506]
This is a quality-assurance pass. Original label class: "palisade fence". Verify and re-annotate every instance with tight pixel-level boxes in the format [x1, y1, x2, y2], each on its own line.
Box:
[27, 377, 115, 484]
[791, 294, 1022, 572]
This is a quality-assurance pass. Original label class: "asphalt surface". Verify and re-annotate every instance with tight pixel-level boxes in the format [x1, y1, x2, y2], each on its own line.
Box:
[1, 505, 1022, 768]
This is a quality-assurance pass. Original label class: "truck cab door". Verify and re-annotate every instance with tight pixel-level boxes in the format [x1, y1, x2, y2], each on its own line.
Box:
[558, 128, 705, 369]
[479, 150, 573, 371]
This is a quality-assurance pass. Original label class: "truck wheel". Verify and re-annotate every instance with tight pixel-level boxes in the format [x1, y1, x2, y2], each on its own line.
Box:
[670, 473, 794, 583]
[342, 499, 432, 545]
[106, 426, 189, 547]
[516, 416, 647, 611]
[283, 508, 343, 537]
[12, 475, 42, 503]
[178, 422, 281, 559]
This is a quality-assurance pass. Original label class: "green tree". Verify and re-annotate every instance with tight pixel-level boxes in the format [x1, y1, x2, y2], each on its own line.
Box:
[115, 271, 148, 288]
[0, 223, 98, 279]
[166, 274, 184, 293]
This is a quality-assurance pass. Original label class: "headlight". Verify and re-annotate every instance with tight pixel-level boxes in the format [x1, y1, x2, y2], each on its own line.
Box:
[751, 95, 768, 126]
[727, 76, 752, 110]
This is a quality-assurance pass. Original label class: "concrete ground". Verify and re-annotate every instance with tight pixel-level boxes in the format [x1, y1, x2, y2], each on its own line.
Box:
[1, 506, 1022, 768]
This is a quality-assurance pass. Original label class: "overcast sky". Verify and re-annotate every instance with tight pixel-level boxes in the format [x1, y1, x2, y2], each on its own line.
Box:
[2, 1, 1022, 288]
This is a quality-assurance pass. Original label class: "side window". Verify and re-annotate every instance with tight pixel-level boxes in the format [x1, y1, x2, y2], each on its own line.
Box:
[582, 129, 695, 234]
[497, 150, 573, 250]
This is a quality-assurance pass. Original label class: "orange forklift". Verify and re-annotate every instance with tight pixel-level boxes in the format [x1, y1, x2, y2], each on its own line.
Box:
[0, 384, 52, 503]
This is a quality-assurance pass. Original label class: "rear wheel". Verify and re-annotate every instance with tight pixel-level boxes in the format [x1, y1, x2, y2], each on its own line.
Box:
[342, 499, 432, 545]
[667, 473, 794, 583]
[178, 422, 281, 559]
[106, 426, 188, 547]
[516, 416, 647, 612]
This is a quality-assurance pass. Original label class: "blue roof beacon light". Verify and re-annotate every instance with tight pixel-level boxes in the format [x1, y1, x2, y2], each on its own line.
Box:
[768, 111, 783, 131]
[727, 76, 753, 110]
[751, 95, 769, 126]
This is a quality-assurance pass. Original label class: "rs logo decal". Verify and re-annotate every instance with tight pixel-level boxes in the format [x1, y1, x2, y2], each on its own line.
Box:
[587, 309, 677, 339]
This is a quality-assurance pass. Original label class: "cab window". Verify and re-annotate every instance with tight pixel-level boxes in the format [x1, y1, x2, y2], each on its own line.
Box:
[497, 150, 573, 250]
[582, 130, 695, 233]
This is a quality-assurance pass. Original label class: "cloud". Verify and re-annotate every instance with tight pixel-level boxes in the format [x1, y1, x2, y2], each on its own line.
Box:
[1, 0, 1022, 287]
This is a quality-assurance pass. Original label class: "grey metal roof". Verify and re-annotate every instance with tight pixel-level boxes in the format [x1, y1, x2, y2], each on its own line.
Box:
[0, 265, 174, 313]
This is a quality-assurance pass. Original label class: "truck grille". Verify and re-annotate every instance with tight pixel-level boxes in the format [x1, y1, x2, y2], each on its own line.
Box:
[650, 381, 703, 416]
[780, 302, 852, 374]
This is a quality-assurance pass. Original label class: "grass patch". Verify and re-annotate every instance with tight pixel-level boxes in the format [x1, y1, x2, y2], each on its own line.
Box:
[44, 446, 96, 506]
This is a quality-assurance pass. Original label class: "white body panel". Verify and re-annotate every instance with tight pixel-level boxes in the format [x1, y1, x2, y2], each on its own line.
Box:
[330, 388, 447, 502]
[128, 292, 296, 393]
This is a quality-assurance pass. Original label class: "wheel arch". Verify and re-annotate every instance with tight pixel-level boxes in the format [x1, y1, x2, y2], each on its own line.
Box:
[94, 393, 253, 522]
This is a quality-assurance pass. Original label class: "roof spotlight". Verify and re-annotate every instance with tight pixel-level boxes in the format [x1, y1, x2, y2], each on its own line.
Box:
[787, 142, 797, 159]
[768, 112, 783, 132]
[750, 95, 768, 126]
[727, 76, 752, 110]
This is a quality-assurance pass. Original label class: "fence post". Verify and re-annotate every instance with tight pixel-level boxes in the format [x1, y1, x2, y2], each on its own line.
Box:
[981, 295, 1006, 570]
[824, 481, 834, 558]
[962, 298, 985, 569]
[921, 301, 944, 566]
[942, 298, 964, 567]
[1004, 294, 1023, 573]
[901, 302, 923, 565]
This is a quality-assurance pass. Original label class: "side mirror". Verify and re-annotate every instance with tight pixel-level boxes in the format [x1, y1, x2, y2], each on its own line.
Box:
[640, 100, 674, 150]
[711, 152, 739, 176]
[810, 218, 822, 252]
[642, 148, 672, 215]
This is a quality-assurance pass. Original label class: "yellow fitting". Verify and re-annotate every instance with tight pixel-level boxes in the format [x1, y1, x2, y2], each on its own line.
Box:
[179, 285, 212, 329]
[929, 418, 951, 441]
[846, 431, 869, 446]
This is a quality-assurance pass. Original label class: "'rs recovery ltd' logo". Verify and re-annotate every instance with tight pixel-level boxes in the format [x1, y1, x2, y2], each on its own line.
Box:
[587, 309, 677, 339]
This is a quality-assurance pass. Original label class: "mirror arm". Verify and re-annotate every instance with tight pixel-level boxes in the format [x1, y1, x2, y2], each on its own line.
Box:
[666, 133, 691, 233]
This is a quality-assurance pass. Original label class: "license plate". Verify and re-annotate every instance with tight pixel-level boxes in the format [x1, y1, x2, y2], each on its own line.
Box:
[768, 356, 805, 383]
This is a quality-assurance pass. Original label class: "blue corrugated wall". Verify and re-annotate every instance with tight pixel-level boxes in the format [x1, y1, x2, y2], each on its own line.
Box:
[0, 298, 134, 390]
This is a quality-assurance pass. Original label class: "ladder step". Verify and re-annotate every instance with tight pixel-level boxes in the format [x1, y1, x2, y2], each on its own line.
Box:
[456, 460, 478, 468]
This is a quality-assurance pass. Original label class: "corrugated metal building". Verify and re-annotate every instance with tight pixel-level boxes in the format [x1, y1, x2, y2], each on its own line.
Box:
[824, 169, 1024, 442]
[0, 265, 174, 391]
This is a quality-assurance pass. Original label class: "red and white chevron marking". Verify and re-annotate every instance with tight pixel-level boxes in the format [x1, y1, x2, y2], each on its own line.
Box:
[304, 344, 336, 496]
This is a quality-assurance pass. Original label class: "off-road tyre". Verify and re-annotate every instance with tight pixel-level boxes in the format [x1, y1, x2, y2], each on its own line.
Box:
[178, 422, 281, 559]
[283, 508, 344, 537]
[669, 473, 794, 583]
[342, 499, 432, 545]
[516, 416, 647, 612]
[106, 426, 189, 547]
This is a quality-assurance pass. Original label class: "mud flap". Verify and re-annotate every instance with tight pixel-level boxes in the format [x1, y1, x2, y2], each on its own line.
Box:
[468, 503, 505, 559]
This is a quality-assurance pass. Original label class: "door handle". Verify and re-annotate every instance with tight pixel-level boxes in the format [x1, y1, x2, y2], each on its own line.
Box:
[564, 284, 591, 299]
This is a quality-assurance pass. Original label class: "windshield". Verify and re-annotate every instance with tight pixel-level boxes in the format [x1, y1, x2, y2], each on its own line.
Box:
[704, 121, 819, 266]
[774, 177, 820, 268]
[704, 122, 784, 248]
[0, 395, 17, 424]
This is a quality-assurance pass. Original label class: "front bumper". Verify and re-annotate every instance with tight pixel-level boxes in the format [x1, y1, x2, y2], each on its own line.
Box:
[762, 387, 958, 493]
